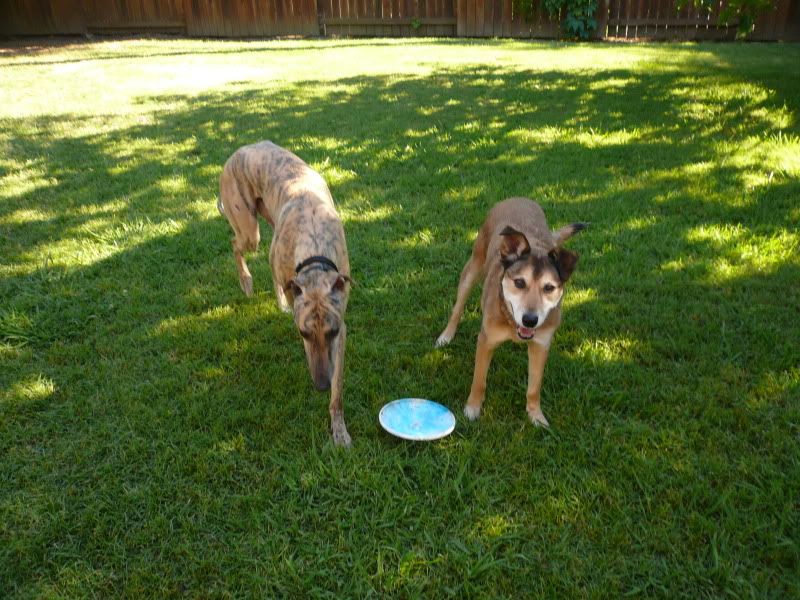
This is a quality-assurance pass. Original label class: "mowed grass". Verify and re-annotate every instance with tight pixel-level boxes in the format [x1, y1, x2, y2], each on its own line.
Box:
[1, 37, 799, 597]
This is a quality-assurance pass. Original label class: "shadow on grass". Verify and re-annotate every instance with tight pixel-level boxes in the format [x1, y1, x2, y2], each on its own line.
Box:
[2, 61, 798, 457]
[1, 57, 799, 595]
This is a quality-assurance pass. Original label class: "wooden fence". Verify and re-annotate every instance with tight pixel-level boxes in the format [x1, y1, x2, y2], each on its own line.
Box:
[605, 0, 799, 40]
[456, 0, 562, 37]
[2, 0, 799, 39]
[318, 0, 457, 37]
[184, 0, 318, 36]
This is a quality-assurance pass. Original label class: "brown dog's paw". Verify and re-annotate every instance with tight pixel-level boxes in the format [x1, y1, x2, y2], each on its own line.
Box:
[435, 330, 453, 348]
[464, 403, 481, 421]
[527, 408, 550, 428]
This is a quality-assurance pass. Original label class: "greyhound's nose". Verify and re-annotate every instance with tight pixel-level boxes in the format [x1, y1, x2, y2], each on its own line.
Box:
[522, 313, 538, 328]
[314, 376, 331, 392]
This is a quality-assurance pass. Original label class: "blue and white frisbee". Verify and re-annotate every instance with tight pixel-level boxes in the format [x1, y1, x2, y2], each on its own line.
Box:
[379, 398, 456, 441]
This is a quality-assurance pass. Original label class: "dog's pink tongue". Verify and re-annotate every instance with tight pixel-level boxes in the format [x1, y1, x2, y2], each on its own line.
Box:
[518, 326, 534, 338]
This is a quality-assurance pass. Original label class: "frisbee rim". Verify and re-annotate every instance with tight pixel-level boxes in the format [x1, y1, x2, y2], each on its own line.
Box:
[379, 398, 456, 441]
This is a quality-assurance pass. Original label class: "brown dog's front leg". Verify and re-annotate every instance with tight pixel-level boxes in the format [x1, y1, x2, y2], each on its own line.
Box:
[464, 330, 497, 420]
[526, 341, 550, 427]
[329, 324, 352, 447]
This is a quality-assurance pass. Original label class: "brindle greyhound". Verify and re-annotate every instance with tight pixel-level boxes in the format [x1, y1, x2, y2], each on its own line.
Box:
[436, 198, 586, 427]
[218, 141, 354, 447]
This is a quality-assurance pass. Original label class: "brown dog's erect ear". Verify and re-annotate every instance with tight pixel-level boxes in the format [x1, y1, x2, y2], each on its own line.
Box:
[284, 279, 303, 298]
[332, 274, 354, 293]
[548, 248, 579, 283]
[499, 226, 531, 269]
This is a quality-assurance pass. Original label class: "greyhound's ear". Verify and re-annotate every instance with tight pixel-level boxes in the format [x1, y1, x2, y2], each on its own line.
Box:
[284, 279, 303, 297]
[549, 248, 579, 282]
[332, 274, 354, 293]
[499, 226, 531, 269]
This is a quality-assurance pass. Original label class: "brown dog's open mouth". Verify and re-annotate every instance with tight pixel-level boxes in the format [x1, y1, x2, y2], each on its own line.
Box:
[517, 326, 535, 340]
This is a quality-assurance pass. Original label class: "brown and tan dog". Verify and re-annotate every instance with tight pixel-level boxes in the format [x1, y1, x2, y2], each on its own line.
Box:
[218, 141, 353, 447]
[436, 198, 586, 427]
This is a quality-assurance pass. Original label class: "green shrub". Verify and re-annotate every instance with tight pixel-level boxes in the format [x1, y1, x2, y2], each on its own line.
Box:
[514, 0, 598, 40]
[677, 0, 776, 38]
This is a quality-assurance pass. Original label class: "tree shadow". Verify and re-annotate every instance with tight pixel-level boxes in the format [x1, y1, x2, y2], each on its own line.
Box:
[3, 60, 798, 438]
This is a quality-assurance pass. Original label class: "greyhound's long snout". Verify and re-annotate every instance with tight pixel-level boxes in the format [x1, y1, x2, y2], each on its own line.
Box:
[313, 375, 331, 392]
[305, 345, 333, 392]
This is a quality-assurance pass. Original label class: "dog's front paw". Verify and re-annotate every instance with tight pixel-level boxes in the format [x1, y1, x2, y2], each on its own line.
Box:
[239, 275, 254, 297]
[332, 423, 352, 448]
[435, 331, 453, 348]
[464, 403, 481, 421]
[275, 289, 292, 313]
[527, 408, 550, 428]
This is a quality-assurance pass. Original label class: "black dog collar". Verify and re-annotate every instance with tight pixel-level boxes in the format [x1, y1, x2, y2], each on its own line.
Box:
[295, 255, 339, 274]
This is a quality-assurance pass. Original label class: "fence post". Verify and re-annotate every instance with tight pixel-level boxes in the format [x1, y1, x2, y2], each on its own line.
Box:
[594, 0, 609, 38]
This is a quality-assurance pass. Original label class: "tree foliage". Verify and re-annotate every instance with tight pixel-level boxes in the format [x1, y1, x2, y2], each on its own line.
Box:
[677, 0, 775, 38]
[514, 0, 598, 40]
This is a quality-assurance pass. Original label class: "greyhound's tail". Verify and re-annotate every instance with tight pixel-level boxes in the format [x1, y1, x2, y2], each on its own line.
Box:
[552, 222, 588, 246]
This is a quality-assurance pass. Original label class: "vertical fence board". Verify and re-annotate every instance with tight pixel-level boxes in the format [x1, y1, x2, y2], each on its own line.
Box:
[786, 0, 800, 38]
[457, 0, 467, 34]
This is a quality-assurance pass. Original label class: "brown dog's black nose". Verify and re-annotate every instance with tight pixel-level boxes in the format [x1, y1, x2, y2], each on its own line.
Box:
[522, 313, 538, 328]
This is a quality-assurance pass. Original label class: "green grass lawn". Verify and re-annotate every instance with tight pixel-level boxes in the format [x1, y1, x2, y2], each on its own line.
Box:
[1, 37, 799, 597]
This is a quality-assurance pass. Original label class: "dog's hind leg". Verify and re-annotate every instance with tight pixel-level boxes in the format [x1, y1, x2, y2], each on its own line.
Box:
[268, 232, 292, 313]
[220, 168, 260, 296]
[329, 324, 352, 447]
[435, 234, 488, 347]
[255, 196, 274, 227]
[233, 233, 258, 297]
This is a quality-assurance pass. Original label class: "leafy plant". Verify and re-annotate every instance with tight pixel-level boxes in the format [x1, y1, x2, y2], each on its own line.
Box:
[514, 0, 598, 40]
[677, 0, 775, 38]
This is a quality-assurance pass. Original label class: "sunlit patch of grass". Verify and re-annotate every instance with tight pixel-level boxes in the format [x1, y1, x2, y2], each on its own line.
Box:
[569, 335, 647, 365]
[339, 203, 398, 224]
[393, 228, 435, 249]
[0, 163, 57, 199]
[685, 225, 798, 282]
[2, 374, 56, 405]
[471, 514, 517, 540]
[563, 287, 598, 308]
[157, 174, 189, 194]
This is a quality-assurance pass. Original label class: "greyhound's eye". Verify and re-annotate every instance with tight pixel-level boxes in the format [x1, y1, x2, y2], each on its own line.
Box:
[300, 330, 311, 340]
[326, 328, 340, 339]
[543, 283, 556, 293]
[513, 278, 526, 289]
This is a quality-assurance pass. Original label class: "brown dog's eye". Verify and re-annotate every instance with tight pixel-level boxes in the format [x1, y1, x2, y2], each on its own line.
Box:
[300, 330, 311, 340]
[543, 283, 556, 293]
[514, 278, 525, 289]
[325, 328, 339, 339]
